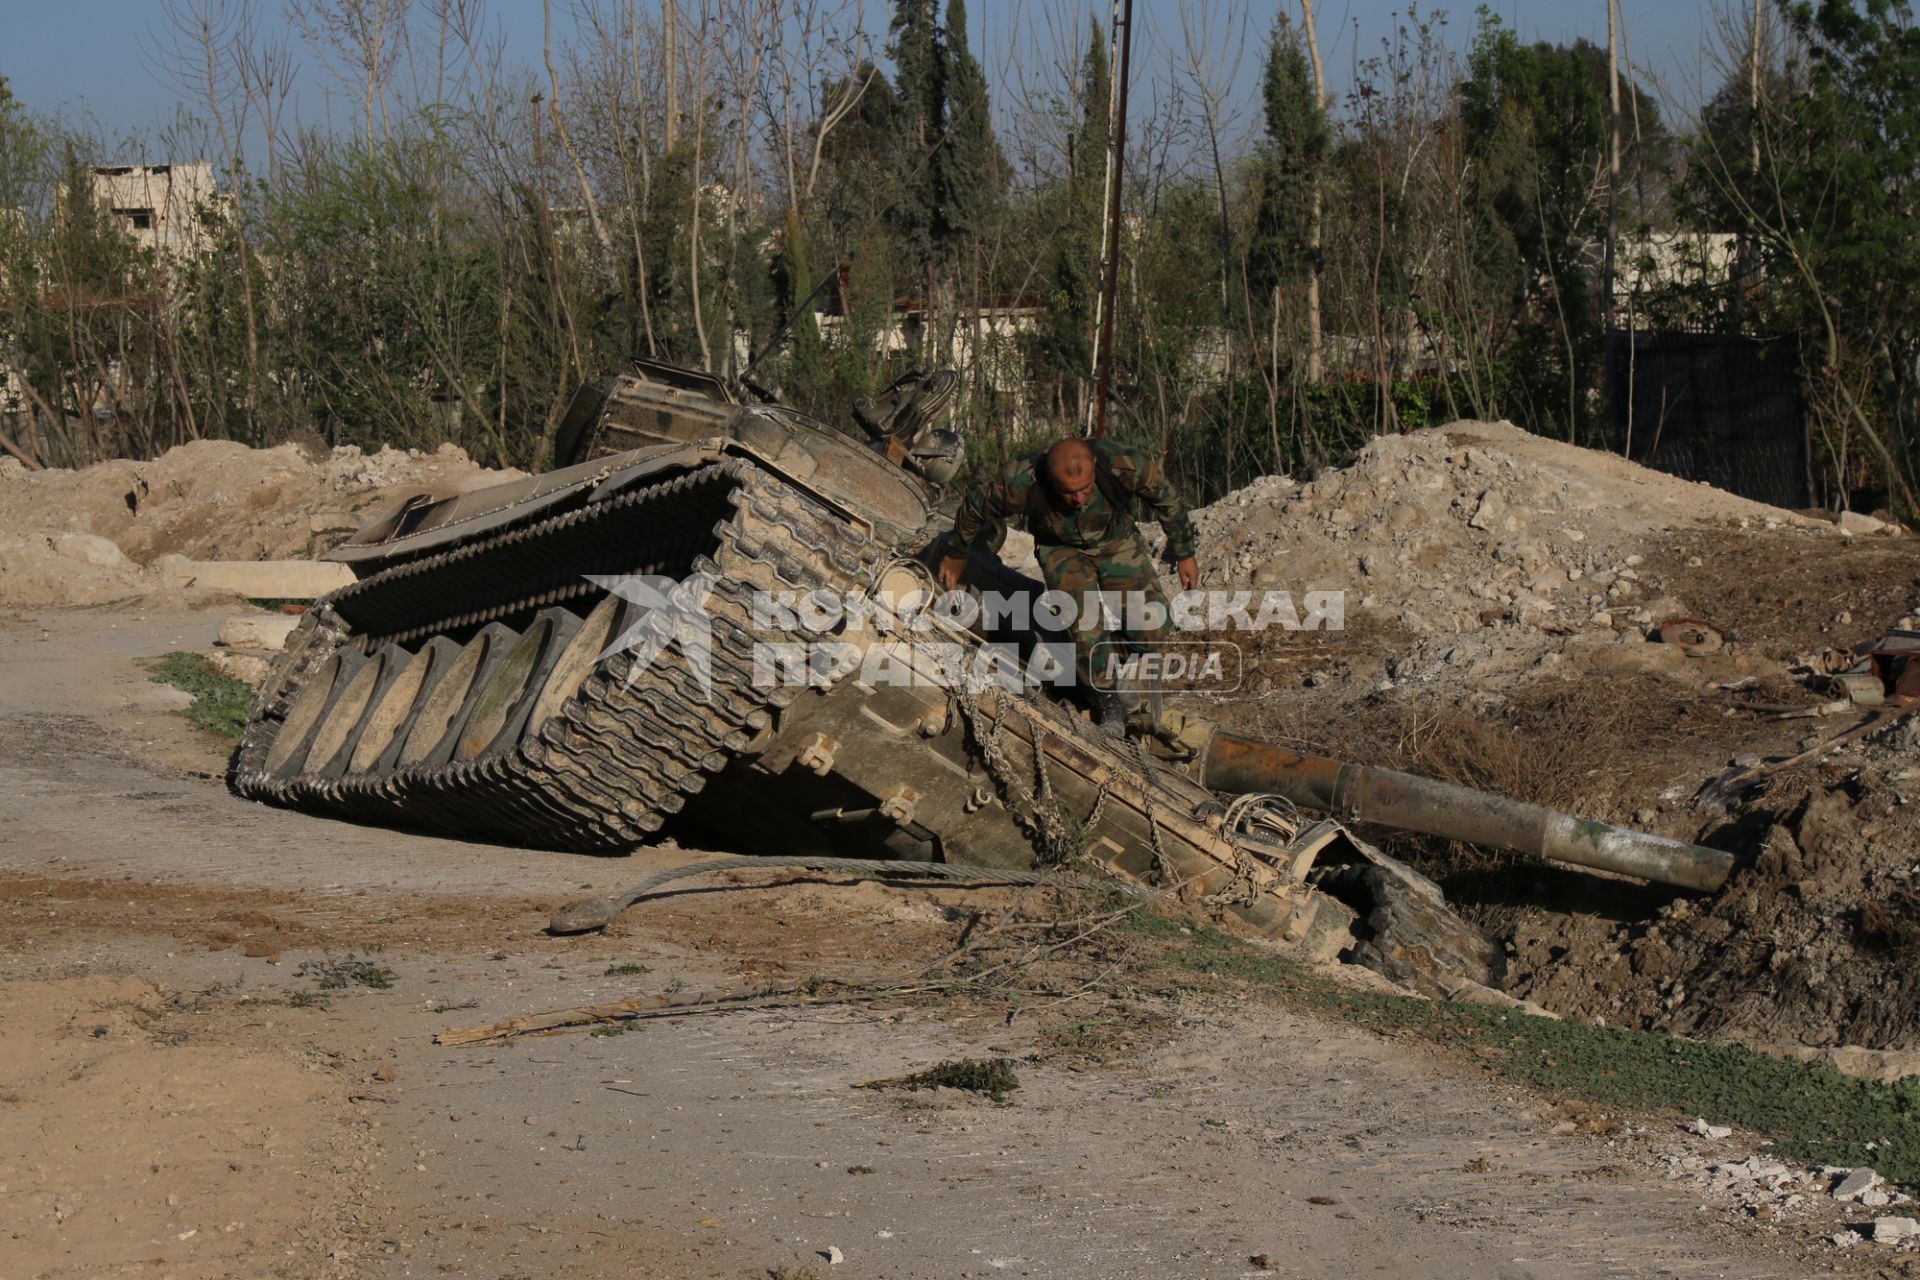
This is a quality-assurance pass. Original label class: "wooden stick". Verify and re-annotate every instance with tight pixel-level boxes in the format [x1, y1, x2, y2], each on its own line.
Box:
[436, 986, 897, 1047]
[1705, 701, 1920, 800]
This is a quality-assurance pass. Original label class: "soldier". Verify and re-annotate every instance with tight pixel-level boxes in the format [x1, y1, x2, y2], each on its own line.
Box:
[937, 437, 1200, 734]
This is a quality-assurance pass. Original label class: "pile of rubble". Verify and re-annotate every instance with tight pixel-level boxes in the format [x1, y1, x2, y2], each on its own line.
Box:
[0, 440, 515, 607]
[1512, 721, 1920, 1054]
[1187, 420, 1834, 640]
[1665, 1122, 1918, 1251]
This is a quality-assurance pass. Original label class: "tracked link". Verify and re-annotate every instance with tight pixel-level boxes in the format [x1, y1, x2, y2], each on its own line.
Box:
[233, 460, 885, 851]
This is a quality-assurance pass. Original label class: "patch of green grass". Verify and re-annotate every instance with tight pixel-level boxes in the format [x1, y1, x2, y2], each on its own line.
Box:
[245, 598, 305, 612]
[588, 1025, 630, 1038]
[296, 951, 398, 992]
[141, 651, 253, 740]
[603, 962, 651, 977]
[1037, 1006, 1170, 1061]
[1145, 915, 1920, 1184]
[862, 1057, 1020, 1102]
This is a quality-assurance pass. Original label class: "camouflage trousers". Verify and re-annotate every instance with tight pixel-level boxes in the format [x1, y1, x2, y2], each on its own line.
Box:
[1034, 532, 1173, 691]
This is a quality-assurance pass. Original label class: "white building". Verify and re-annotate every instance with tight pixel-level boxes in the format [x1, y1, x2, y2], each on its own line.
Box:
[88, 163, 219, 258]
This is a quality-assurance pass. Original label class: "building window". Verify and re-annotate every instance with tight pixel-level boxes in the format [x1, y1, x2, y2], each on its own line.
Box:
[116, 208, 154, 231]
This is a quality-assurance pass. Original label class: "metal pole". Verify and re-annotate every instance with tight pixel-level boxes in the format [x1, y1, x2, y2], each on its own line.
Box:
[1087, 0, 1133, 438]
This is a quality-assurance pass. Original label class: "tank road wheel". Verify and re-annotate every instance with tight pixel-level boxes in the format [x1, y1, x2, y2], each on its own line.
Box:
[264, 649, 370, 779]
[347, 636, 464, 776]
[455, 608, 584, 762]
[304, 644, 408, 780]
[524, 593, 640, 741]
[395, 623, 518, 769]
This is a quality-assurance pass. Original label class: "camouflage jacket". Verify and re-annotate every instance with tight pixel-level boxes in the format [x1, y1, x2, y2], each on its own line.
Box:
[952, 439, 1197, 561]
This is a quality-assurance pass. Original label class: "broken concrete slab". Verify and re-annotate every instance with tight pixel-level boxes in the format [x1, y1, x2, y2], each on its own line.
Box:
[1838, 511, 1889, 537]
[152, 556, 352, 600]
[53, 531, 134, 570]
[207, 651, 272, 686]
[1833, 1168, 1883, 1202]
[217, 615, 301, 651]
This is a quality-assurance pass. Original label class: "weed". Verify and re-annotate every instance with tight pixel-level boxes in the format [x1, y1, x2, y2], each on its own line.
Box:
[297, 952, 398, 991]
[769, 1268, 821, 1280]
[603, 962, 651, 976]
[1038, 1007, 1169, 1061]
[663, 978, 686, 997]
[140, 652, 254, 740]
[862, 1057, 1020, 1103]
[245, 598, 306, 612]
[287, 990, 327, 1009]
[589, 1025, 630, 1039]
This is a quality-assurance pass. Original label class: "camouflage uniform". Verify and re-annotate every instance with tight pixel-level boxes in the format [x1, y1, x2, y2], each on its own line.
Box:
[952, 440, 1196, 690]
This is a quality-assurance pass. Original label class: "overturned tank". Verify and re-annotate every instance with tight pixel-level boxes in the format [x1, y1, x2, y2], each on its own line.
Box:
[233, 360, 1734, 965]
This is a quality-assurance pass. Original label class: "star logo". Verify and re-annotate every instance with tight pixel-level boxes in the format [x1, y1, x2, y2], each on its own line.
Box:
[585, 572, 720, 697]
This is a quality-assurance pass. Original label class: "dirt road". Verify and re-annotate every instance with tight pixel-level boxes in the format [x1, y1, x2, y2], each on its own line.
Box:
[0, 607, 1863, 1278]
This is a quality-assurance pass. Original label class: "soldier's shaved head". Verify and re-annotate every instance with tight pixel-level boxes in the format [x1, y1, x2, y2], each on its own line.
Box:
[1044, 438, 1098, 509]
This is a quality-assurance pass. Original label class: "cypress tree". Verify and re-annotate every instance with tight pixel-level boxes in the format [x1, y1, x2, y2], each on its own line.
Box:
[938, 0, 1007, 244]
[888, 0, 945, 279]
[1025, 20, 1109, 411]
[1248, 19, 1329, 303]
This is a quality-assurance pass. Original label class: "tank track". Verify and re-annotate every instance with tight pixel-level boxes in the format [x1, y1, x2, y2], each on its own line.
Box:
[233, 458, 886, 851]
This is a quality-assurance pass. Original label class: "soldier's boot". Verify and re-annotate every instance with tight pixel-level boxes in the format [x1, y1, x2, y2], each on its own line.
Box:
[1089, 687, 1131, 739]
[1125, 683, 1166, 736]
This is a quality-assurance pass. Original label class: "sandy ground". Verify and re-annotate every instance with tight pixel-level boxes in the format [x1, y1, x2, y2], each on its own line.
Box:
[0, 605, 1894, 1280]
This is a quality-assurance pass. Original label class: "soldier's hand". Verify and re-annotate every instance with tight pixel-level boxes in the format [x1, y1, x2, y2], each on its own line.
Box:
[1177, 556, 1199, 592]
[937, 554, 967, 592]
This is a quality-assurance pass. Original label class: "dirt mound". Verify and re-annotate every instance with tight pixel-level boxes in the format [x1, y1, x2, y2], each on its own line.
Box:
[1188, 419, 1839, 646]
[1505, 717, 1920, 1053]
[0, 439, 517, 607]
[1166, 423, 1920, 1055]
[0, 438, 512, 565]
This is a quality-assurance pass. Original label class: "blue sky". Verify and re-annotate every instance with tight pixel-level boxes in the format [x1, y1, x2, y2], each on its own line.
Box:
[1, 0, 1735, 159]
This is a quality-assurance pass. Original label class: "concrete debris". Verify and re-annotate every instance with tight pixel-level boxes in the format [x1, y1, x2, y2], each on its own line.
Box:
[1662, 1148, 1915, 1241]
[1832, 1167, 1883, 1202]
[1837, 510, 1890, 537]
[152, 556, 354, 599]
[1687, 1118, 1733, 1140]
[1709, 1156, 1794, 1192]
[1873, 1215, 1920, 1243]
[1147, 419, 1820, 697]
[217, 615, 301, 652]
[53, 531, 134, 570]
[206, 651, 272, 687]
[823, 1245, 845, 1265]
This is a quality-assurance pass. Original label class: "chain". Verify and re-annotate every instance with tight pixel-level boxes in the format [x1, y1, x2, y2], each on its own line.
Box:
[1130, 737, 1175, 887]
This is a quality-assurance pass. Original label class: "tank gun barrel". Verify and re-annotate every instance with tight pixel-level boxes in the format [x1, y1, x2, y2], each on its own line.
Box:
[1195, 730, 1735, 893]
